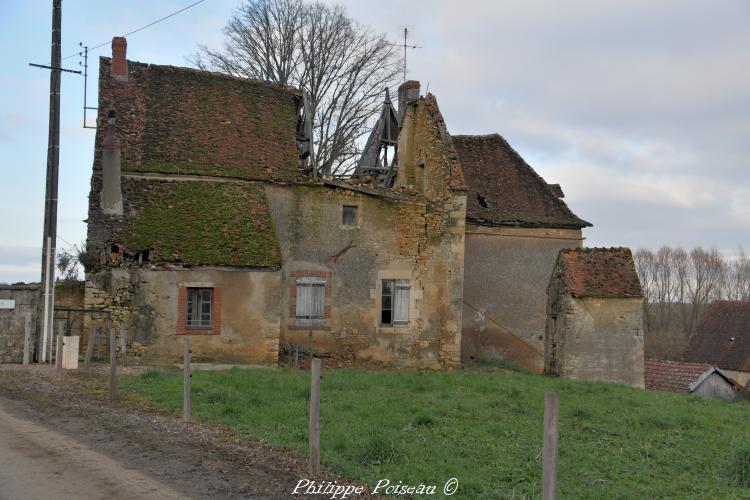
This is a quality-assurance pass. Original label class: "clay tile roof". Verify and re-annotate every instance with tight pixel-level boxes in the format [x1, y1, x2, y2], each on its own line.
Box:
[683, 300, 750, 372]
[452, 134, 590, 228]
[644, 359, 712, 392]
[97, 57, 302, 182]
[560, 247, 642, 298]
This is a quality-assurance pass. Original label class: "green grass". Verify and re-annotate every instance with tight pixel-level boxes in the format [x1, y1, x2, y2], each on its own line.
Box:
[121, 367, 750, 499]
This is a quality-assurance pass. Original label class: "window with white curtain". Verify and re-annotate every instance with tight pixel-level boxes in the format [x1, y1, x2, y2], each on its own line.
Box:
[296, 277, 326, 319]
[186, 288, 213, 328]
[381, 279, 410, 325]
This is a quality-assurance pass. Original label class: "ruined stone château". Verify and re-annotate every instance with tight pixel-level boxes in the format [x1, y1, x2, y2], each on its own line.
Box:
[85, 37, 632, 373]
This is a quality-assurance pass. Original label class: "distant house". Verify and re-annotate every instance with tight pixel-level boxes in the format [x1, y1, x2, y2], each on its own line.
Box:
[683, 300, 750, 386]
[545, 248, 644, 387]
[454, 134, 591, 372]
[645, 359, 742, 401]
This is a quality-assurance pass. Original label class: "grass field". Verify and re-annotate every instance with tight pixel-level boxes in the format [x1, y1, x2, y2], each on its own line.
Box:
[121, 365, 750, 499]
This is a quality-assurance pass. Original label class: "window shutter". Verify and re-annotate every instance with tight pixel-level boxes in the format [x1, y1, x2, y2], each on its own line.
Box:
[296, 277, 326, 319]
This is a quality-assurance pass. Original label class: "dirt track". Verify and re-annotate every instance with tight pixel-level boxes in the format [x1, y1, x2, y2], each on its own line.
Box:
[0, 365, 332, 500]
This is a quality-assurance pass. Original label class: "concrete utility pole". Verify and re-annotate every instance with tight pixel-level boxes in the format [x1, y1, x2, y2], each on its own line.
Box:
[38, 0, 63, 363]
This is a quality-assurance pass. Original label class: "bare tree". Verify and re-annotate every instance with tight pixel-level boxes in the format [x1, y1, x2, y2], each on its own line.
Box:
[56, 241, 86, 281]
[191, 0, 402, 176]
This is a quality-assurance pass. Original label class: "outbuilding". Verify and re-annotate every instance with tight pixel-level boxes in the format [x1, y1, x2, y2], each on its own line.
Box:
[545, 247, 644, 387]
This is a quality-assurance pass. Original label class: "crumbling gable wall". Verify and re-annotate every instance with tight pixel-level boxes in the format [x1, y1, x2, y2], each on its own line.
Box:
[266, 88, 467, 369]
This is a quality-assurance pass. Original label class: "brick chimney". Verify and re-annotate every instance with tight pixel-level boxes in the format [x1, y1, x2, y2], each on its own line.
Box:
[398, 80, 420, 124]
[100, 111, 123, 215]
[111, 37, 127, 81]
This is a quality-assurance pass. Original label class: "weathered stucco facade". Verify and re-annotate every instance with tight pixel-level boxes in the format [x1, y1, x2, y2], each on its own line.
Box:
[545, 248, 645, 387]
[462, 225, 582, 372]
[453, 134, 590, 372]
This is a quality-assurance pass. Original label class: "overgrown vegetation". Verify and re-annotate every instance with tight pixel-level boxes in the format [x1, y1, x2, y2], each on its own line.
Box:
[117, 180, 281, 267]
[122, 367, 750, 498]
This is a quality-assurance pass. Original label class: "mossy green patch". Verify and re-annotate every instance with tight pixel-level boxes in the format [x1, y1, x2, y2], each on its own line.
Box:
[117, 179, 281, 267]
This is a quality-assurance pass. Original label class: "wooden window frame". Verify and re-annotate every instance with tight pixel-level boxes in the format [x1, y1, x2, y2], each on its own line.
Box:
[177, 286, 222, 335]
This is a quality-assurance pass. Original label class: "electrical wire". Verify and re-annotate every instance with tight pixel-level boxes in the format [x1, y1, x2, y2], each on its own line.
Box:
[61, 0, 208, 61]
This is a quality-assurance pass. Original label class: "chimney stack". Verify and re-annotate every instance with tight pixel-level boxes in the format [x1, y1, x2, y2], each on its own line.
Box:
[398, 80, 420, 124]
[101, 112, 123, 216]
[111, 37, 127, 81]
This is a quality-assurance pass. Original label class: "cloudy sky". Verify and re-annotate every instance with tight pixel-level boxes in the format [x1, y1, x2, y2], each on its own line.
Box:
[1, 0, 748, 283]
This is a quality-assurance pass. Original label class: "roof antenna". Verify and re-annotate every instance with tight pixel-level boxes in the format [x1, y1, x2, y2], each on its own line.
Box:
[79, 43, 97, 129]
[398, 27, 421, 83]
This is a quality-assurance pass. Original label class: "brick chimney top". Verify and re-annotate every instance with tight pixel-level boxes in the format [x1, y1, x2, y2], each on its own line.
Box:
[398, 80, 420, 123]
[111, 37, 128, 81]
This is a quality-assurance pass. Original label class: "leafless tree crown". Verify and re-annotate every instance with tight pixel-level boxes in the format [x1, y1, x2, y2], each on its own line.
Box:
[191, 0, 403, 176]
[634, 246, 750, 339]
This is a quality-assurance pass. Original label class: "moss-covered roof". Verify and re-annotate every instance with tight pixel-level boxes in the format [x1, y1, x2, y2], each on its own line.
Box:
[116, 179, 281, 268]
[97, 58, 302, 182]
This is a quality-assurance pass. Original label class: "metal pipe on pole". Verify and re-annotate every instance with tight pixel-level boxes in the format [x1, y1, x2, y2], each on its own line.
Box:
[38, 0, 62, 364]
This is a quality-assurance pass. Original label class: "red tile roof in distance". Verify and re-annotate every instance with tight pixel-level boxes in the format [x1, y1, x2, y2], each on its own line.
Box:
[97, 57, 302, 182]
[644, 359, 712, 392]
[452, 134, 590, 228]
[560, 247, 643, 298]
[683, 300, 750, 372]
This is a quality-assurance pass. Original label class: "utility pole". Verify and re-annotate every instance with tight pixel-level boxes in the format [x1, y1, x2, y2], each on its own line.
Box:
[38, 0, 62, 363]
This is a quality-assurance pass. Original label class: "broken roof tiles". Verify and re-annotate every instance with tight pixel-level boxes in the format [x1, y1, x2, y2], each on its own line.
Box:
[452, 134, 590, 228]
[560, 247, 643, 298]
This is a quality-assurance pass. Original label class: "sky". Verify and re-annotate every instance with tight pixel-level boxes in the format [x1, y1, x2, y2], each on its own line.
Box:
[1, 0, 749, 284]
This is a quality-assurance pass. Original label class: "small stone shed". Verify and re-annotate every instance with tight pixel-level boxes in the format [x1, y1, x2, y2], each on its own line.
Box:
[645, 359, 742, 401]
[545, 247, 645, 387]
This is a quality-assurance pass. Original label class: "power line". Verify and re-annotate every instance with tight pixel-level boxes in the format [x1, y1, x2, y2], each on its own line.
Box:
[61, 0, 207, 61]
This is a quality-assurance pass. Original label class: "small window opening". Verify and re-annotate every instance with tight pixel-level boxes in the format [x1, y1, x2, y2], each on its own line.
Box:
[381, 279, 410, 325]
[342, 205, 358, 226]
[186, 288, 213, 328]
[296, 277, 326, 319]
[476, 193, 489, 208]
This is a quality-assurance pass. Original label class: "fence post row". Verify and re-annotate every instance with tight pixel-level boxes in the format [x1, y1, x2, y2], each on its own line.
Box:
[542, 391, 560, 500]
[309, 357, 321, 476]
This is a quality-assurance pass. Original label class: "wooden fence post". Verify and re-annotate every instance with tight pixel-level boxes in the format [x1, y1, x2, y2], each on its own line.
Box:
[183, 336, 191, 422]
[120, 321, 128, 367]
[309, 357, 321, 476]
[56, 322, 64, 377]
[84, 324, 96, 365]
[542, 391, 560, 500]
[108, 318, 117, 397]
[23, 313, 32, 366]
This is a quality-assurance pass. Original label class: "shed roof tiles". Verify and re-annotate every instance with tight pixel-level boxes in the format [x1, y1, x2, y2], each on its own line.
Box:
[644, 359, 713, 392]
[560, 247, 642, 298]
[452, 134, 590, 228]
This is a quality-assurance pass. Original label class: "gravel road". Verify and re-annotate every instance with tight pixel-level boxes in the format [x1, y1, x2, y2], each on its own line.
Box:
[0, 365, 341, 500]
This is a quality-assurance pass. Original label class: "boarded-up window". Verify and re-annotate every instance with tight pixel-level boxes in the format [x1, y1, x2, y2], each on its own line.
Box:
[342, 205, 358, 226]
[186, 288, 213, 328]
[296, 277, 326, 319]
[381, 279, 409, 325]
